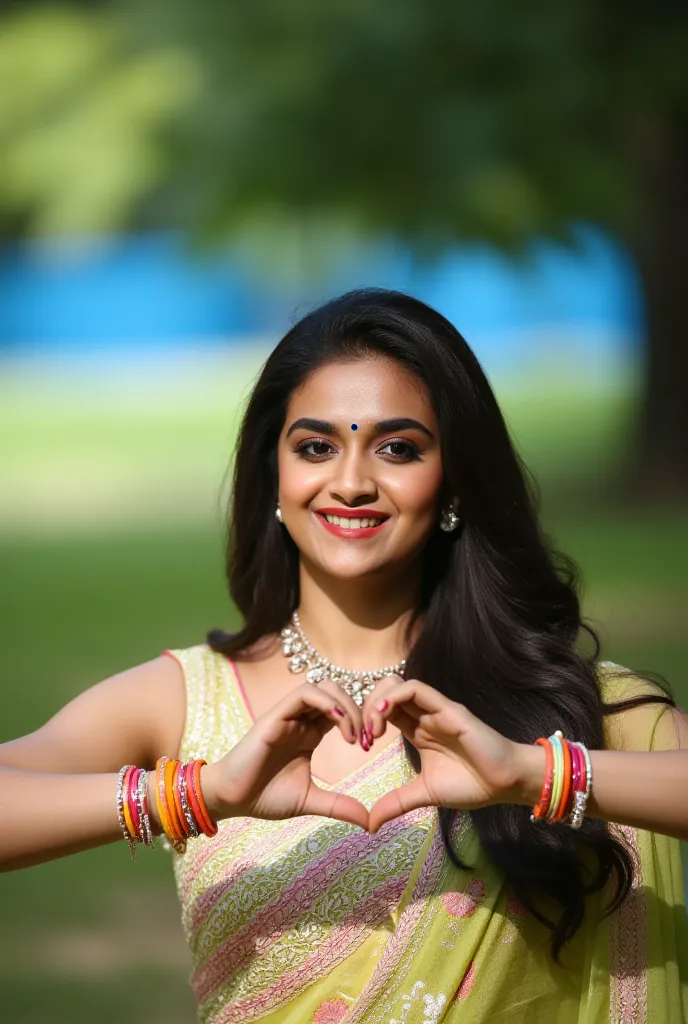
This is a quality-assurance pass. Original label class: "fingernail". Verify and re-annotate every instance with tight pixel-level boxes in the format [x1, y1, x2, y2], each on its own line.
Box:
[332, 706, 345, 717]
[377, 699, 389, 712]
[360, 729, 370, 752]
[366, 721, 374, 743]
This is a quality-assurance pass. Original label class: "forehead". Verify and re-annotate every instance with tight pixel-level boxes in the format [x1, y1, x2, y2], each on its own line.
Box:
[288, 357, 434, 421]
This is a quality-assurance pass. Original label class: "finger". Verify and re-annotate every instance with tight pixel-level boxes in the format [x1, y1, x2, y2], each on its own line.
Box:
[373, 679, 451, 721]
[367, 777, 432, 834]
[273, 684, 358, 744]
[302, 785, 370, 831]
[317, 679, 365, 746]
[361, 674, 403, 743]
[383, 706, 418, 742]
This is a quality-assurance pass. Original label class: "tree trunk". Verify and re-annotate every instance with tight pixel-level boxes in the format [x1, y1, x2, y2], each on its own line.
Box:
[631, 116, 688, 499]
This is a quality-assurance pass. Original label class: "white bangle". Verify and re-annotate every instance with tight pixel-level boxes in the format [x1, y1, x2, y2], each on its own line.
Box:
[569, 742, 592, 830]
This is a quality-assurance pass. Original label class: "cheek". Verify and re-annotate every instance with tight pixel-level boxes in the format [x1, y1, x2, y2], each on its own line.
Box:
[277, 450, 321, 503]
[383, 461, 444, 517]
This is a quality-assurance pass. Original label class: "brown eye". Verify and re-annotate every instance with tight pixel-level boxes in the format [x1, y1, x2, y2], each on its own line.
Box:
[377, 440, 420, 462]
[296, 439, 335, 459]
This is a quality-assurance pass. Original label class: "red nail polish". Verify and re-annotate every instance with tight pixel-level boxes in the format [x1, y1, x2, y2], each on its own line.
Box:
[332, 707, 345, 717]
[378, 699, 389, 712]
[360, 729, 370, 751]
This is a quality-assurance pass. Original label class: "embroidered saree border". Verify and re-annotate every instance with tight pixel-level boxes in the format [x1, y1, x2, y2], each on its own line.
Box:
[193, 809, 433, 1007]
[609, 823, 648, 1024]
[346, 815, 469, 1024]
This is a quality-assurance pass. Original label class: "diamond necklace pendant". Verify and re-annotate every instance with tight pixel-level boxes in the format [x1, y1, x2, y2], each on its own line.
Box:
[280, 610, 406, 707]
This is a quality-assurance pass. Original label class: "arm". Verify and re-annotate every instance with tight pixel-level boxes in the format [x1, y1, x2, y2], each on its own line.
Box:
[516, 690, 688, 841]
[0, 767, 138, 870]
[362, 675, 688, 841]
[0, 655, 186, 870]
[1, 680, 369, 871]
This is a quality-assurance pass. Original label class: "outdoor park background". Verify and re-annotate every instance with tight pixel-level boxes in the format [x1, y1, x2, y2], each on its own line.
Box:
[1, 3, 687, 1022]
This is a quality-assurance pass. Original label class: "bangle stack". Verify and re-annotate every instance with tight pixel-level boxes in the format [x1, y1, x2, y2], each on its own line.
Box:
[116, 757, 217, 859]
[530, 730, 593, 830]
[116, 764, 155, 861]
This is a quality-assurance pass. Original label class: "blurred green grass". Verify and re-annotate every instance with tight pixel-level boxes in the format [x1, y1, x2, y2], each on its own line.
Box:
[0, 361, 686, 1022]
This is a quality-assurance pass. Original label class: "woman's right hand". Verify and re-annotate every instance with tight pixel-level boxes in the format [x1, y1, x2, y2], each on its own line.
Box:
[200, 683, 370, 830]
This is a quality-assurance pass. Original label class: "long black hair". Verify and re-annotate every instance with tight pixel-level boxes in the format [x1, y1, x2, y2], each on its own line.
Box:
[208, 288, 674, 962]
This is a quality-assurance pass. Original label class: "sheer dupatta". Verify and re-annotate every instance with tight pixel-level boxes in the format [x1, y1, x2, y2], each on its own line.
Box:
[168, 647, 688, 1023]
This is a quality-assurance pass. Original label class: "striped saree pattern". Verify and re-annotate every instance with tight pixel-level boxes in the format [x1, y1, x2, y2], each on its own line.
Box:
[167, 646, 688, 1023]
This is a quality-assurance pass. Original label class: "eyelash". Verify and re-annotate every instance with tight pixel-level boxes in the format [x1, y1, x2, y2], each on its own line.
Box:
[294, 438, 421, 463]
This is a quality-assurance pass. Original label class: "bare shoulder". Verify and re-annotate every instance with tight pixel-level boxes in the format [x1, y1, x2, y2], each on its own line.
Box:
[0, 653, 186, 774]
[599, 660, 688, 752]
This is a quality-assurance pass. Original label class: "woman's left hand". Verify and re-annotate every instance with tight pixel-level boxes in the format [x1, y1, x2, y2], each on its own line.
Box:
[363, 678, 532, 833]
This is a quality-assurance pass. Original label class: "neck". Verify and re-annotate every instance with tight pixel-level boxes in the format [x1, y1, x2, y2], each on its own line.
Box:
[295, 558, 421, 670]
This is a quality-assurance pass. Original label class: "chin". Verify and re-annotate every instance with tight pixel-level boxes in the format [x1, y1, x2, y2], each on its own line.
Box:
[303, 549, 388, 580]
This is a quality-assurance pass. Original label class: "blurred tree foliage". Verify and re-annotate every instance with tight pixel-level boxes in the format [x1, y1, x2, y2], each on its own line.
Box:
[1, 1, 687, 491]
[0, 5, 198, 234]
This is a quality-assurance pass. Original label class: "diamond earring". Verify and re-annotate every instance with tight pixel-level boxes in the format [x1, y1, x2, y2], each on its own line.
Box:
[275, 505, 283, 523]
[440, 506, 461, 532]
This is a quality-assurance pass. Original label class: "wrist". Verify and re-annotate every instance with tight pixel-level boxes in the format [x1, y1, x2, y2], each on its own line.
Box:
[510, 742, 548, 807]
[199, 761, 229, 823]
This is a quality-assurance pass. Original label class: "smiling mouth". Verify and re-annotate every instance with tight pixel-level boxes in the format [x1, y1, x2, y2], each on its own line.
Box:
[321, 512, 386, 529]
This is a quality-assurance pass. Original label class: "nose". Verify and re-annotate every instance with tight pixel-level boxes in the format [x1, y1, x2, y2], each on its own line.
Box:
[328, 449, 378, 507]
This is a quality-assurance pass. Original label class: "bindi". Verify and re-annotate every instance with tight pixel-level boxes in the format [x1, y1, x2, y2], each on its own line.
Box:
[350, 423, 358, 431]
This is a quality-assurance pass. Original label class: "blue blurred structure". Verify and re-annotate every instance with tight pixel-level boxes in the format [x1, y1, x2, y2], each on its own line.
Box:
[0, 227, 643, 380]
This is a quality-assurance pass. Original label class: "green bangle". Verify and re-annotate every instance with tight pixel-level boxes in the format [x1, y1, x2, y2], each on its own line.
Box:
[547, 733, 564, 821]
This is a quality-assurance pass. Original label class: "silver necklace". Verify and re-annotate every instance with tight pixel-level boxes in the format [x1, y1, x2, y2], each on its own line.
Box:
[280, 611, 406, 707]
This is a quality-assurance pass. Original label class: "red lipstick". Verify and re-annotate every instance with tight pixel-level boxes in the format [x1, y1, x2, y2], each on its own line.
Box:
[314, 507, 389, 541]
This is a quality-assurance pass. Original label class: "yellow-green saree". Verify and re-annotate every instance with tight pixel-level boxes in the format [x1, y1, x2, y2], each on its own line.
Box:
[169, 646, 688, 1023]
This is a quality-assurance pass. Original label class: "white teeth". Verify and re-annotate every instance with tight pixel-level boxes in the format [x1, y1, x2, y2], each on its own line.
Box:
[322, 513, 383, 529]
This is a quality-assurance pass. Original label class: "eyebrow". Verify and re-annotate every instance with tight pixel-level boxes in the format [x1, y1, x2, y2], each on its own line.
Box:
[285, 416, 435, 440]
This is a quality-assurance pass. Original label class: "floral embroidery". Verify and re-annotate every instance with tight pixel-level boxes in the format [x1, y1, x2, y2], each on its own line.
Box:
[441, 877, 485, 917]
[500, 891, 528, 944]
[387, 981, 447, 1023]
[454, 960, 476, 1001]
[506, 893, 527, 917]
[314, 999, 349, 1022]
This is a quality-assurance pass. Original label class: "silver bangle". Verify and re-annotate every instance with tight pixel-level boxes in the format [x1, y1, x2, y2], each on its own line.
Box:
[116, 764, 136, 860]
[569, 742, 592, 830]
[179, 763, 200, 838]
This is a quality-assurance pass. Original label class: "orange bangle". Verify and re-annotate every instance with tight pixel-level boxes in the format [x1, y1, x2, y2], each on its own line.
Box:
[121, 766, 137, 839]
[155, 757, 187, 854]
[553, 734, 573, 822]
[155, 757, 180, 850]
[191, 759, 218, 837]
[531, 738, 554, 821]
[164, 758, 185, 842]
[155, 757, 173, 838]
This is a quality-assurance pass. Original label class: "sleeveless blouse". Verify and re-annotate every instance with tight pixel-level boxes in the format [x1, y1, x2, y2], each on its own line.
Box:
[168, 645, 688, 1023]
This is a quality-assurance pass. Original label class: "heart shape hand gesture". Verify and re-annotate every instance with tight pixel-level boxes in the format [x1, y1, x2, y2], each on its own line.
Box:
[201, 682, 370, 831]
[201, 676, 536, 834]
[361, 678, 531, 833]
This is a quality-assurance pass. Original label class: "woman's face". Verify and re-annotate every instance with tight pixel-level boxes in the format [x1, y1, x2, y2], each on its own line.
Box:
[277, 356, 445, 580]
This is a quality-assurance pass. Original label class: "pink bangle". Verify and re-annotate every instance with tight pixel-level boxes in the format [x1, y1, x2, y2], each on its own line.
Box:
[570, 743, 581, 792]
[577, 743, 588, 792]
[127, 768, 142, 841]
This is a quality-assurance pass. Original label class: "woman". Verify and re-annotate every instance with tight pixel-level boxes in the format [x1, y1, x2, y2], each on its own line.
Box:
[1, 288, 687, 1023]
